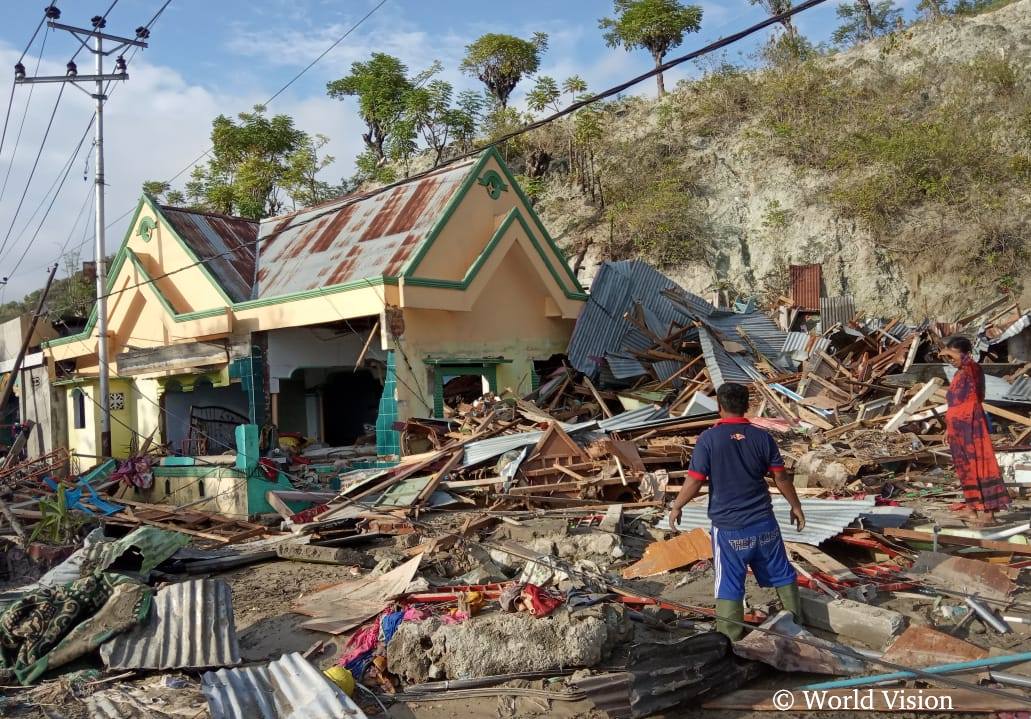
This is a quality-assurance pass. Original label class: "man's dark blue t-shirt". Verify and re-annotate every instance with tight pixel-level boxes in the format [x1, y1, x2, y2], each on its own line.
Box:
[687, 418, 785, 529]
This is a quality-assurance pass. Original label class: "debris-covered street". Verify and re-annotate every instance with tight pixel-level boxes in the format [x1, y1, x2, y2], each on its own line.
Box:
[3, 257, 1031, 718]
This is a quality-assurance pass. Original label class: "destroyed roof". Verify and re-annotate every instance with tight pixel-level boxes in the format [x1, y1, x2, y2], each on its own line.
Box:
[657, 497, 911, 546]
[251, 159, 476, 300]
[789, 264, 822, 311]
[820, 295, 856, 328]
[160, 205, 258, 302]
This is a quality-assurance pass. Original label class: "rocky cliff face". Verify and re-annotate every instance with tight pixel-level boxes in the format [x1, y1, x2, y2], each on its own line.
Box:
[535, 1, 1031, 319]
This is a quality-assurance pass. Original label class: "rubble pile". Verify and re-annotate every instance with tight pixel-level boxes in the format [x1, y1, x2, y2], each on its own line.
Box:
[1, 260, 1031, 718]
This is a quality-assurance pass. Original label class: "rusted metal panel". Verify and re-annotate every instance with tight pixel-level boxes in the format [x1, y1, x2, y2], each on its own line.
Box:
[789, 264, 822, 311]
[253, 160, 475, 300]
[161, 207, 258, 302]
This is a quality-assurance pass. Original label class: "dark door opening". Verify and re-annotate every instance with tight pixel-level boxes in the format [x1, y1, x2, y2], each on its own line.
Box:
[322, 370, 382, 446]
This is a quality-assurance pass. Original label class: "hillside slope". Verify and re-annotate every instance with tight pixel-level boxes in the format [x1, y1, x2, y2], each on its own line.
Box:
[533, 1, 1031, 319]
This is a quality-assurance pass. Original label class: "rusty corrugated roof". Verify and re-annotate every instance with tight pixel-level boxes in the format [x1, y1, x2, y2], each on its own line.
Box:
[162, 207, 258, 302]
[789, 264, 822, 311]
[252, 160, 476, 300]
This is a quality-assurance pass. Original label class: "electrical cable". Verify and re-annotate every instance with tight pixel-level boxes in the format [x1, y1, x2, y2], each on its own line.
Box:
[1, 117, 94, 271]
[68, 0, 120, 63]
[0, 0, 171, 287]
[0, 81, 66, 262]
[71, 0, 830, 312]
[0, 27, 51, 209]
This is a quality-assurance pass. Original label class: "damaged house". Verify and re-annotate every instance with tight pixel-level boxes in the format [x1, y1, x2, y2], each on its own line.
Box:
[42, 148, 585, 514]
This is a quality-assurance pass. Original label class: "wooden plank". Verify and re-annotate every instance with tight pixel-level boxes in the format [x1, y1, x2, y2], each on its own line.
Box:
[581, 375, 613, 419]
[786, 542, 858, 582]
[884, 378, 944, 432]
[983, 403, 1031, 427]
[884, 527, 1031, 555]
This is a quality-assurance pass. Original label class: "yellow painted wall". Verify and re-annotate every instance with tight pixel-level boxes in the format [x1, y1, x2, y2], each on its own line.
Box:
[65, 383, 98, 463]
[117, 469, 249, 518]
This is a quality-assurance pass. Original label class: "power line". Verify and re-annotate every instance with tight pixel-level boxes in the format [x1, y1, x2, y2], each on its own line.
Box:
[68, 0, 120, 63]
[0, 1, 172, 289]
[0, 115, 94, 271]
[79, 0, 831, 309]
[0, 26, 51, 209]
[0, 81, 66, 261]
[99, 0, 390, 234]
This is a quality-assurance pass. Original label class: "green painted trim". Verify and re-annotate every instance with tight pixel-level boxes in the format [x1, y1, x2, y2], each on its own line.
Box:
[42, 198, 231, 349]
[400, 152, 489, 278]
[144, 194, 236, 306]
[406, 207, 587, 302]
[137, 216, 157, 242]
[477, 169, 508, 199]
[402, 147, 585, 296]
[231, 276, 396, 311]
[152, 465, 242, 478]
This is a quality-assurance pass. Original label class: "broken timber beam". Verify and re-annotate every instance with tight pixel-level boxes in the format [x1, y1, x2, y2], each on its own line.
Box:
[884, 378, 943, 432]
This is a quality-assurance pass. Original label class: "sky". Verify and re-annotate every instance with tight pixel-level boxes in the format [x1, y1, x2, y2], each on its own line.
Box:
[0, 0, 920, 300]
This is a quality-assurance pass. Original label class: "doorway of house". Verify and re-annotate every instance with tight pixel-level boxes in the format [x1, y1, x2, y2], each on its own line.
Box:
[321, 370, 382, 446]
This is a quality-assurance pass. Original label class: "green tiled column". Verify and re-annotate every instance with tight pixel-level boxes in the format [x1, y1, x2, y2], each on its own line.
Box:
[376, 351, 401, 457]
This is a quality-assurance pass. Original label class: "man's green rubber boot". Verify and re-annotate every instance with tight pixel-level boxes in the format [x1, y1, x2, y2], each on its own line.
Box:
[776, 582, 803, 624]
[715, 598, 745, 641]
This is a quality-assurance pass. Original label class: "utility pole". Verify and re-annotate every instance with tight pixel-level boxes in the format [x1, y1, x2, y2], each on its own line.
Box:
[14, 6, 148, 457]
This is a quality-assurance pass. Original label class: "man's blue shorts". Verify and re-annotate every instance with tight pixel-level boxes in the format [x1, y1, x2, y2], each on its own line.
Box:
[711, 516, 796, 600]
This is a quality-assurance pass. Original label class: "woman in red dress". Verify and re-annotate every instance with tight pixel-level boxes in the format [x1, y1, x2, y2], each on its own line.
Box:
[942, 336, 1010, 525]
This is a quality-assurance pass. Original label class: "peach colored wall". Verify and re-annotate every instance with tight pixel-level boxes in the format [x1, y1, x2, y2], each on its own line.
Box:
[393, 240, 576, 416]
[409, 156, 578, 301]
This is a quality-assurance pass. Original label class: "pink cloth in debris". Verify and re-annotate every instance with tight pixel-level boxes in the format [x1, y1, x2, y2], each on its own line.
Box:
[402, 607, 429, 622]
[337, 618, 381, 668]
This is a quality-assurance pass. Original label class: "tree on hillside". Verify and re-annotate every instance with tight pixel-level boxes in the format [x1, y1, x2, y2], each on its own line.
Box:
[282, 134, 340, 208]
[916, 0, 947, 19]
[833, 0, 902, 45]
[177, 105, 311, 219]
[460, 33, 548, 107]
[748, 0, 801, 45]
[404, 81, 484, 167]
[598, 0, 703, 97]
[327, 53, 413, 161]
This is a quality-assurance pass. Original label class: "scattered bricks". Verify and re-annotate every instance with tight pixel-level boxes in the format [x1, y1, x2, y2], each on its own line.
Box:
[275, 543, 371, 567]
[800, 588, 908, 649]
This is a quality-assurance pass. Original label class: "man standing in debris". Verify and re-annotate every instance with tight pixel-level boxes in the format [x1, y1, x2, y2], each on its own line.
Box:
[668, 382, 805, 641]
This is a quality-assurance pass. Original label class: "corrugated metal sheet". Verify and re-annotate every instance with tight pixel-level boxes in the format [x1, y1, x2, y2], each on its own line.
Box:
[698, 327, 752, 388]
[789, 264, 822, 311]
[656, 497, 906, 546]
[101, 579, 240, 670]
[253, 160, 474, 300]
[604, 352, 647, 380]
[202, 652, 367, 719]
[820, 295, 856, 329]
[462, 408, 671, 466]
[161, 207, 258, 303]
[992, 312, 1031, 345]
[706, 312, 788, 365]
[1005, 376, 1031, 402]
[568, 261, 712, 378]
[573, 633, 757, 718]
[783, 332, 832, 362]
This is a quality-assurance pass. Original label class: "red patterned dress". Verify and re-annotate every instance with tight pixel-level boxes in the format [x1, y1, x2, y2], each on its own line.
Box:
[946, 356, 1010, 512]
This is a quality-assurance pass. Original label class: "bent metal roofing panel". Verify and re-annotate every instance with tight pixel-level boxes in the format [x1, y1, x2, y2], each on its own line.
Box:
[251, 159, 476, 300]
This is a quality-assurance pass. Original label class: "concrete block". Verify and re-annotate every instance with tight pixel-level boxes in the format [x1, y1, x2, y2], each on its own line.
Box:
[276, 543, 369, 566]
[800, 588, 907, 649]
